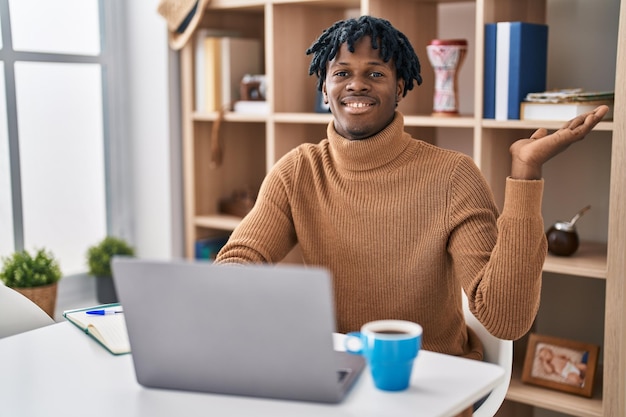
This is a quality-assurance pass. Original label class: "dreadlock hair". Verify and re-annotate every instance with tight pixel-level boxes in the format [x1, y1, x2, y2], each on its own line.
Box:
[306, 15, 423, 97]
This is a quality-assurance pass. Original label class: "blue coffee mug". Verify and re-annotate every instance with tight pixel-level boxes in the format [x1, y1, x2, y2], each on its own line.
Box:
[345, 320, 422, 391]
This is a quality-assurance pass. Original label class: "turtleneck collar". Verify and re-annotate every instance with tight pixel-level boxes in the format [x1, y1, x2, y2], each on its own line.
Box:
[326, 111, 413, 172]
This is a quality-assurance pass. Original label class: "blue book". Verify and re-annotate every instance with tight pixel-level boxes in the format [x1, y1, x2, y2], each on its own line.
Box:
[483, 23, 497, 118]
[495, 22, 548, 120]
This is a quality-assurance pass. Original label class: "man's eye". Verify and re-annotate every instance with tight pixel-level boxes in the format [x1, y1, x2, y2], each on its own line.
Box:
[370, 72, 383, 78]
[334, 71, 348, 77]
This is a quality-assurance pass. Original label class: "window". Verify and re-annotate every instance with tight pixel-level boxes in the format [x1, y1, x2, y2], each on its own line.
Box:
[0, 0, 127, 274]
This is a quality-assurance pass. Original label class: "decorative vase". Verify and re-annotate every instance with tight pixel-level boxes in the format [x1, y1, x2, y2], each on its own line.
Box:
[426, 39, 468, 116]
[13, 282, 58, 318]
[95, 275, 118, 304]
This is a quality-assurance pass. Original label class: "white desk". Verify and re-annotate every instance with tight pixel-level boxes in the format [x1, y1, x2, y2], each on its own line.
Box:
[0, 323, 504, 417]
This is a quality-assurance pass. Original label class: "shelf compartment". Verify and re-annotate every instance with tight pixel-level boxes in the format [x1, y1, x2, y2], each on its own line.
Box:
[543, 241, 607, 279]
[507, 366, 603, 417]
[272, 3, 357, 114]
[272, 122, 329, 162]
[191, 121, 266, 218]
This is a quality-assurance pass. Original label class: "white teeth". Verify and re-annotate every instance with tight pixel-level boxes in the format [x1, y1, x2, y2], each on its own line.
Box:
[346, 102, 370, 108]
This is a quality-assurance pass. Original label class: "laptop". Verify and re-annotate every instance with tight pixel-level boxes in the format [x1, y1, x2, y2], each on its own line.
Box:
[111, 258, 365, 403]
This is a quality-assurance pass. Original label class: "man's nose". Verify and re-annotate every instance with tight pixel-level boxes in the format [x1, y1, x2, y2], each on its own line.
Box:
[346, 75, 370, 91]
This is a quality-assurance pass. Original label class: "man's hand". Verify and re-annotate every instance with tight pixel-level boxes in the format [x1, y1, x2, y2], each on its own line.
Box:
[509, 105, 610, 180]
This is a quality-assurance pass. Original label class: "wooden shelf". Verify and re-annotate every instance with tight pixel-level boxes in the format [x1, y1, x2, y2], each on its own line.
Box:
[481, 119, 614, 132]
[273, 112, 333, 124]
[272, 112, 476, 127]
[404, 114, 476, 128]
[507, 366, 603, 417]
[543, 241, 607, 279]
[195, 214, 242, 231]
[272, 0, 360, 6]
[209, 0, 266, 10]
[191, 112, 615, 131]
[192, 111, 269, 123]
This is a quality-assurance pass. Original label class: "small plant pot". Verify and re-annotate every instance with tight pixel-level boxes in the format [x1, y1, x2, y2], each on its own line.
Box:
[13, 282, 58, 318]
[95, 275, 118, 304]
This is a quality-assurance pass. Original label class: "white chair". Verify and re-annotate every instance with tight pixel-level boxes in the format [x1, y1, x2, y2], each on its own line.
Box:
[0, 284, 55, 338]
[462, 293, 513, 417]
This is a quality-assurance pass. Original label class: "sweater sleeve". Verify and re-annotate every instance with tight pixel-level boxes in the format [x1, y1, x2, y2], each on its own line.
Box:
[215, 151, 299, 264]
[448, 157, 547, 340]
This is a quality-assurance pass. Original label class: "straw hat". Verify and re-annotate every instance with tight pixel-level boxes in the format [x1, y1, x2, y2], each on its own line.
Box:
[157, 0, 212, 50]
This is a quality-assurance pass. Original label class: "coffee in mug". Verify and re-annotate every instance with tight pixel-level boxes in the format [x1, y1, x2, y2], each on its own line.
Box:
[345, 320, 422, 391]
[375, 330, 410, 335]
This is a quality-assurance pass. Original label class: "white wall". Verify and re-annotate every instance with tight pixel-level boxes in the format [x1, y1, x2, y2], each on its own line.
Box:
[123, 1, 183, 260]
[55, 1, 183, 314]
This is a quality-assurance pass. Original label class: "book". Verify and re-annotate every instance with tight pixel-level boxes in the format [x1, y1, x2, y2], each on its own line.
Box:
[63, 303, 130, 355]
[194, 29, 209, 113]
[494, 22, 511, 120]
[483, 23, 497, 118]
[204, 36, 223, 112]
[194, 29, 240, 113]
[520, 99, 614, 121]
[493, 22, 548, 120]
[525, 89, 614, 103]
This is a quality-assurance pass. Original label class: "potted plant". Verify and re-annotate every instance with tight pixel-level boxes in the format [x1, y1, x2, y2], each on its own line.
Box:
[86, 236, 135, 303]
[0, 248, 62, 318]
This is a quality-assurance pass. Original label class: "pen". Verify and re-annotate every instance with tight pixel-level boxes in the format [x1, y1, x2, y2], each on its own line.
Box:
[86, 309, 124, 315]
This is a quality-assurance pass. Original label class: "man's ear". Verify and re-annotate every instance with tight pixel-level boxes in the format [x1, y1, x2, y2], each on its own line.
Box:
[322, 82, 329, 104]
[396, 78, 405, 103]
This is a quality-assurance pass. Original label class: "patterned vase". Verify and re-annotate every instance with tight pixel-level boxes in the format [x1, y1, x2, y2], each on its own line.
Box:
[426, 39, 468, 116]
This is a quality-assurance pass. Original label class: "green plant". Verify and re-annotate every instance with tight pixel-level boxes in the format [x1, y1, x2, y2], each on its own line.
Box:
[0, 248, 62, 288]
[86, 236, 135, 277]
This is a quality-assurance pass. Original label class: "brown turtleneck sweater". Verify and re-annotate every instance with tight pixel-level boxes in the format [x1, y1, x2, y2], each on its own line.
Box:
[215, 112, 547, 359]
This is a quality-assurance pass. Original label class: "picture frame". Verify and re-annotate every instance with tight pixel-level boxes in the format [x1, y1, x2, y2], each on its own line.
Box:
[522, 333, 599, 397]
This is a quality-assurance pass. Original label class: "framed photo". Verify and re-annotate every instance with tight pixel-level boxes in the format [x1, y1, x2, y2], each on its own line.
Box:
[522, 333, 599, 397]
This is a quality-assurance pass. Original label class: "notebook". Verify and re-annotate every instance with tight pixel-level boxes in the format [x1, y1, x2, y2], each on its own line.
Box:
[63, 303, 129, 355]
[111, 258, 365, 403]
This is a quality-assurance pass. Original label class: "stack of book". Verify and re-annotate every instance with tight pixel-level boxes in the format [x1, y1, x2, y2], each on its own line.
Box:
[194, 30, 263, 113]
[483, 22, 548, 120]
[521, 89, 614, 121]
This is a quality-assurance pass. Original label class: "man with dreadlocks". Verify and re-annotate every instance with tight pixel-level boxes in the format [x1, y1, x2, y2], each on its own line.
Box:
[216, 13, 607, 387]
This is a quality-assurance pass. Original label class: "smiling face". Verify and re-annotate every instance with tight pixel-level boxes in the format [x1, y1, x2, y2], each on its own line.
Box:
[322, 36, 405, 140]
